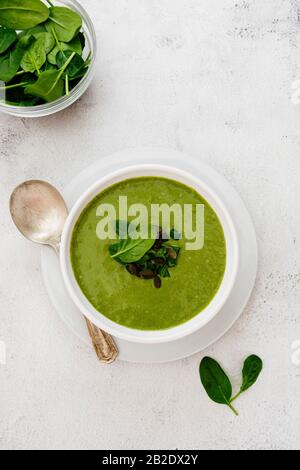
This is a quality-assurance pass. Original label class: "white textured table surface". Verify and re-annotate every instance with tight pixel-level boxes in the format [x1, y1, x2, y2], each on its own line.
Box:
[1, 0, 300, 450]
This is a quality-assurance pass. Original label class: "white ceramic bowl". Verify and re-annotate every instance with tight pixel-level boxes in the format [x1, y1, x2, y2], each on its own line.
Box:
[60, 164, 239, 344]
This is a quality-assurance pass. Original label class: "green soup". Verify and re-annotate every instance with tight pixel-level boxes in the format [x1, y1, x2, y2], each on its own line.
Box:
[70, 177, 226, 330]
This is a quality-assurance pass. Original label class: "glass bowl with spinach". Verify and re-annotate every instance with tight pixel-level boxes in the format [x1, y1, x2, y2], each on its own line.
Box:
[0, 0, 96, 117]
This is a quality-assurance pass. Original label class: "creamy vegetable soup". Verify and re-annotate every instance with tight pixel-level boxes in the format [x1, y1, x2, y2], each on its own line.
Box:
[70, 177, 226, 330]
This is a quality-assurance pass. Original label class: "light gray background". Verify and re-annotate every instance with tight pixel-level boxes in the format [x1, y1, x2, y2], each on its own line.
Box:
[1, 0, 300, 450]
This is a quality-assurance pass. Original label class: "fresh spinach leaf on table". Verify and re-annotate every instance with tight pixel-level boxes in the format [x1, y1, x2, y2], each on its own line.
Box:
[199, 357, 237, 415]
[239, 355, 263, 394]
[199, 355, 263, 416]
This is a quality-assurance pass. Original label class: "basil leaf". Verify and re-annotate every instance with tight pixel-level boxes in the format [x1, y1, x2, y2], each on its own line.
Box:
[56, 49, 84, 78]
[109, 237, 156, 264]
[199, 357, 238, 415]
[0, 0, 49, 30]
[0, 26, 17, 54]
[240, 355, 263, 393]
[21, 32, 55, 73]
[47, 35, 82, 65]
[46, 6, 82, 43]
[24, 68, 64, 102]
[0, 35, 34, 82]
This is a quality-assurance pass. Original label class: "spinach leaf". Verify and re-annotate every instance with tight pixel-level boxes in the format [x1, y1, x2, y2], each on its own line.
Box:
[0, 26, 17, 54]
[68, 66, 88, 82]
[199, 357, 238, 416]
[0, 0, 49, 30]
[25, 68, 63, 102]
[3, 73, 38, 104]
[0, 35, 34, 82]
[0, 80, 30, 91]
[46, 6, 82, 43]
[199, 355, 263, 416]
[167, 257, 177, 268]
[109, 224, 181, 287]
[0, 2, 89, 106]
[109, 237, 156, 264]
[18, 24, 47, 38]
[24, 49, 75, 101]
[240, 355, 263, 393]
[18, 96, 40, 106]
[77, 31, 85, 50]
[56, 49, 84, 78]
[21, 32, 55, 73]
[47, 35, 82, 65]
[154, 247, 168, 259]
[34, 32, 55, 53]
[40, 60, 56, 72]
[157, 264, 170, 278]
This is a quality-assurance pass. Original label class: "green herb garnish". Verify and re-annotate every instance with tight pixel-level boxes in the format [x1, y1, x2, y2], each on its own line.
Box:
[109, 237, 156, 265]
[0, 0, 90, 106]
[108, 223, 181, 288]
[199, 355, 263, 416]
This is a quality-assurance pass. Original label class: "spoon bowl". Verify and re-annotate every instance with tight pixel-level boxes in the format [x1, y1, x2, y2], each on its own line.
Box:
[9, 180, 68, 251]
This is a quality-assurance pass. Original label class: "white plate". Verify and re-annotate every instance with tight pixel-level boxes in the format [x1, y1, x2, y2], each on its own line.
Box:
[41, 148, 257, 363]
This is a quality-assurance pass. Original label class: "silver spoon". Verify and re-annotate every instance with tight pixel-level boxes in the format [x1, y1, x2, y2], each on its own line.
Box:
[9, 180, 118, 364]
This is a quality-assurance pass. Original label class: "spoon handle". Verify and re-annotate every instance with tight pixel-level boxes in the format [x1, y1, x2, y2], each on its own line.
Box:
[53, 243, 118, 364]
[85, 318, 119, 364]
